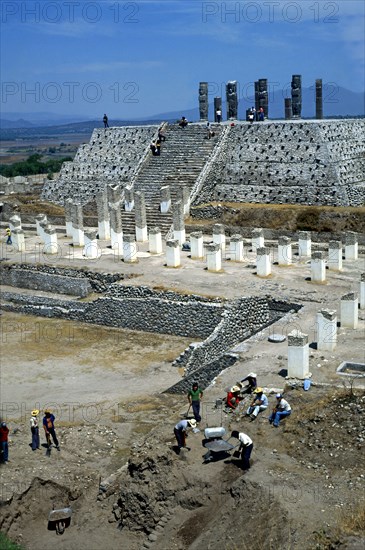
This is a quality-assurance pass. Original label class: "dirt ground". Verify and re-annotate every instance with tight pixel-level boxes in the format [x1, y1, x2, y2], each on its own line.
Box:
[0, 219, 364, 549]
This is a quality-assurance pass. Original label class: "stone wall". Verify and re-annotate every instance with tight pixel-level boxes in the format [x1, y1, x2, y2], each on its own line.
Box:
[41, 126, 158, 205]
[177, 296, 270, 375]
[192, 120, 365, 207]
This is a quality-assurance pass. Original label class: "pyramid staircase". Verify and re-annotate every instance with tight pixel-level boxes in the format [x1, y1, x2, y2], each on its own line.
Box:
[120, 123, 223, 237]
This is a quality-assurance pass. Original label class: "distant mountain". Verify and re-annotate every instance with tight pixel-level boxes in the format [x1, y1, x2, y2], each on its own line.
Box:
[1, 111, 96, 127]
[0, 118, 35, 129]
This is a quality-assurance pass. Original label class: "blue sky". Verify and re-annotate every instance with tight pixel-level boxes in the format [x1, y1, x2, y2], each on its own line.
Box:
[1, 0, 364, 118]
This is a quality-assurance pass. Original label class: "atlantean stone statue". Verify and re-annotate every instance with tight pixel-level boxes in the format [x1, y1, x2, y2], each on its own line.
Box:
[255, 79, 268, 118]
[199, 82, 209, 121]
[226, 81, 238, 119]
[291, 75, 302, 118]
[316, 78, 323, 119]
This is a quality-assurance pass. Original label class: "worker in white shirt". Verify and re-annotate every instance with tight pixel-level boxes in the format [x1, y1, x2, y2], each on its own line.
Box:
[231, 430, 253, 470]
[269, 393, 292, 427]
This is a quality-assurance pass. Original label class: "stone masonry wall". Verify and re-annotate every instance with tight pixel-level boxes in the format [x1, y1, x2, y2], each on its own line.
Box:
[193, 119, 364, 207]
[42, 126, 159, 206]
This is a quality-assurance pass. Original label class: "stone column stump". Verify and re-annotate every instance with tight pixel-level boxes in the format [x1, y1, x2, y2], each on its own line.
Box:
[123, 235, 138, 263]
[317, 309, 337, 351]
[190, 231, 204, 260]
[340, 292, 358, 329]
[328, 241, 342, 271]
[345, 232, 358, 260]
[298, 231, 311, 258]
[287, 330, 310, 379]
[311, 251, 326, 283]
[230, 234, 244, 262]
[166, 239, 181, 267]
[256, 247, 271, 277]
[278, 236, 292, 266]
[213, 224, 226, 253]
[83, 230, 99, 259]
[206, 243, 221, 272]
[149, 227, 163, 254]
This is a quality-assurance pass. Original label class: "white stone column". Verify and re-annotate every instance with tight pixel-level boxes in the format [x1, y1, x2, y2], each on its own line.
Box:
[160, 186, 171, 213]
[12, 228, 25, 252]
[230, 234, 244, 262]
[287, 330, 310, 379]
[124, 187, 134, 212]
[166, 239, 181, 267]
[345, 232, 358, 260]
[172, 200, 185, 245]
[43, 225, 59, 254]
[278, 236, 292, 266]
[328, 240, 342, 271]
[213, 224, 226, 252]
[252, 228, 264, 251]
[39, 221, 48, 244]
[36, 214, 47, 237]
[256, 246, 271, 277]
[135, 191, 148, 242]
[123, 235, 138, 263]
[360, 273, 365, 310]
[64, 198, 73, 237]
[72, 227, 85, 247]
[111, 228, 123, 254]
[9, 215, 22, 232]
[206, 243, 221, 272]
[83, 230, 100, 259]
[177, 186, 190, 215]
[149, 227, 163, 254]
[190, 231, 203, 259]
[96, 192, 110, 240]
[340, 292, 358, 329]
[71, 203, 84, 247]
[317, 309, 337, 351]
[298, 231, 311, 258]
[311, 251, 326, 283]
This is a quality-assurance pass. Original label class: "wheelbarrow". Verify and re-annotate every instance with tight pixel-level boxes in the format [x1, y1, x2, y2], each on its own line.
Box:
[48, 507, 72, 535]
[203, 427, 239, 463]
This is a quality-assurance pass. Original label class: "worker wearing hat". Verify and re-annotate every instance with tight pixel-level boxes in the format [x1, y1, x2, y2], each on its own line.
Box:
[269, 394, 292, 427]
[174, 418, 197, 453]
[246, 387, 269, 421]
[226, 385, 242, 410]
[240, 373, 258, 394]
[30, 410, 40, 451]
[43, 410, 60, 450]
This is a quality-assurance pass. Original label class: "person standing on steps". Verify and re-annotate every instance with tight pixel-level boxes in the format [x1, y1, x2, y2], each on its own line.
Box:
[188, 382, 203, 423]
[43, 410, 60, 450]
[158, 126, 166, 142]
[216, 108, 222, 123]
[30, 409, 40, 451]
[103, 114, 109, 128]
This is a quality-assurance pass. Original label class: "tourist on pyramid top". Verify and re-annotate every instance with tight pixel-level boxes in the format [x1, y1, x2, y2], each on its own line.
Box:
[216, 108, 222, 123]
[103, 114, 109, 128]
[178, 116, 188, 129]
